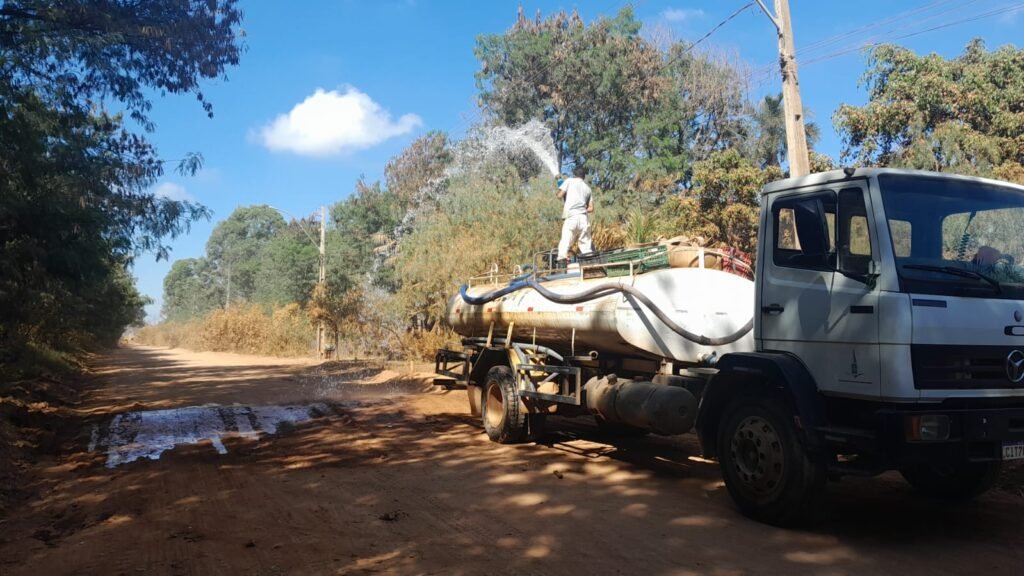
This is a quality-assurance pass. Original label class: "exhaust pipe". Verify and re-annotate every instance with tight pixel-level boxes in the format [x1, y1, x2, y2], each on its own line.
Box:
[583, 375, 697, 436]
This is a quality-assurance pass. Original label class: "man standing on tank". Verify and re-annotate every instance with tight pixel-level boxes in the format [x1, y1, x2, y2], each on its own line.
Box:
[556, 165, 594, 267]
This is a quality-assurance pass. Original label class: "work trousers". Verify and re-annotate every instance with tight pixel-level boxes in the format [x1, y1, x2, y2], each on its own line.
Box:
[557, 213, 593, 260]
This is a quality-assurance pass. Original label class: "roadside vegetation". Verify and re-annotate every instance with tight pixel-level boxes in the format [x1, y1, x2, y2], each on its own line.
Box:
[0, 1, 244, 379]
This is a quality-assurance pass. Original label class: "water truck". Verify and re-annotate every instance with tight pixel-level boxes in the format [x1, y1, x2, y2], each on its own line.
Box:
[435, 168, 1024, 526]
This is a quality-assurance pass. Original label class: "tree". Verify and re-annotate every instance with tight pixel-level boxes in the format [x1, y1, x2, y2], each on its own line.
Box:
[834, 40, 1024, 183]
[657, 149, 782, 255]
[0, 0, 243, 129]
[395, 168, 561, 323]
[254, 223, 320, 307]
[384, 131, 453, 210]
[205, 206, 286, 306]
[475, 7, 757, 211]
[749, 93, 820, 170]
[162, 258, 222, 322]
[475, 7, 666, 193]
[0, 1, 243, 368]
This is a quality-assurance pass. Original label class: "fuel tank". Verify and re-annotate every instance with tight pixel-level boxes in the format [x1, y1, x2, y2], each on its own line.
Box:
[447, 266, 756, 363]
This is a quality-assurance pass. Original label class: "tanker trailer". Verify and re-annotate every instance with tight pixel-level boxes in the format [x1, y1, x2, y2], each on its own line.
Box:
[435, 241, 756, 442]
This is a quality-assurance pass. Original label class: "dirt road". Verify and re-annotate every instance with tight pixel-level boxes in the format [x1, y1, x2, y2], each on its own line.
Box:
[2, 346, 1022, 575]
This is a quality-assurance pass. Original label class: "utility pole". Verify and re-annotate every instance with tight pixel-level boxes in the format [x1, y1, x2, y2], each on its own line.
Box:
[317, 205, 326, 359]
[755, 0, 810, 177]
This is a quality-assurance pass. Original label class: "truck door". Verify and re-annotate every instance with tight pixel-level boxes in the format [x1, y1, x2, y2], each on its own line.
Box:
[759, 185, 881, 398]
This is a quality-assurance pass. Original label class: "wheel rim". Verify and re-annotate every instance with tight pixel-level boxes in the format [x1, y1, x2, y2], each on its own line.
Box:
[730, 415, 785, 496]
[485, 383, 505, 429]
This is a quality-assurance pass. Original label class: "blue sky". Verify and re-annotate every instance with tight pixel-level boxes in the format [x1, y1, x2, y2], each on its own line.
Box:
[134, 0, 1024, 320]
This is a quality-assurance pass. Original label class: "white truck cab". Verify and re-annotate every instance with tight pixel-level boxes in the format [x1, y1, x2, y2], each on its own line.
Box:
[700, 167, 1024, 524]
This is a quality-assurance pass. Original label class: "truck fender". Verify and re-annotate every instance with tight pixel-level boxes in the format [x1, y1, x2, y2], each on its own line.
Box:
[696, 352, 826, 458]
[468, 347, 513, 387]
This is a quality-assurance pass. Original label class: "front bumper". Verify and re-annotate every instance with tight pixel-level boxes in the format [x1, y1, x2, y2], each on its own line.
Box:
[876, 406, 1024, 465]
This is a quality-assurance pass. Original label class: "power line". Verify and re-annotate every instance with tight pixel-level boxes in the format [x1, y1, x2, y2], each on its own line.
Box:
[797, 0, 961, 56]
[801, 2, 1024, 66]
[746, 1, 1024, 86]
[679, 1, 756, 56]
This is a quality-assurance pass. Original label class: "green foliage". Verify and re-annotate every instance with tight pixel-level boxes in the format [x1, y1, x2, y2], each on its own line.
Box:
[394, 167, 561, 322]
[475, 7, 754, 212]
[0, 1, 243, 374]
[0, 0, 244, 128]
[654, 149, 781, 255]
[205, 205, 286, 305]
[162, 258, 222, 322]
[834, 40, 1024, 182]
[255, 224, 320, 307]
[385, 131, 452, 210]
[748, 94, 820, 169]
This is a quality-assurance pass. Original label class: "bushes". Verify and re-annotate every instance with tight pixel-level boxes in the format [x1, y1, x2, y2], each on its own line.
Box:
[135, 304, 314, 357]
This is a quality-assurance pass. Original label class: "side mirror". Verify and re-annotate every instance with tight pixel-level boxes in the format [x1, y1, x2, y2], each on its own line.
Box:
[839, 255, 879, 289]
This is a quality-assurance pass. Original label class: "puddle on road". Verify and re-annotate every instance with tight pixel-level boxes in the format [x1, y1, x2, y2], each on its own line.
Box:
[89, 403, 329, 468]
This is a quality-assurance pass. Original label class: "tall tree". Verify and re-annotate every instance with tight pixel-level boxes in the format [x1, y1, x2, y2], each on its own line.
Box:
[384, 131, 453, 210]
[254, 223, 320, 307]
[834, 40, 1024, 183]
[748, 93, 819, 169]
[162, 258, 221, 322]
[206, 206, 286, 306]
[0, 1, 243, 364]
[475, 7, 666, 193]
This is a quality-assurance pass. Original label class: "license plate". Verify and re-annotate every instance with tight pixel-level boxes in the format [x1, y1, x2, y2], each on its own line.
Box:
[1003, 442, 1024, 461]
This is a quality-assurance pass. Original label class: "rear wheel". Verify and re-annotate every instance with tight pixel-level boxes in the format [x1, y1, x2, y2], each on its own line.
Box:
[481, 366, 545, 443]
[717, 396, 826, 527]
[901, 461, 1001, 500]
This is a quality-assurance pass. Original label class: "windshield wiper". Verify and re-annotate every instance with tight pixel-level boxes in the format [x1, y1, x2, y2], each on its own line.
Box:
[902, 264, 1003, 294]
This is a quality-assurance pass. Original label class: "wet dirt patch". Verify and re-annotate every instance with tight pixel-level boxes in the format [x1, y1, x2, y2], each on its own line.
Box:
[88, 403, 330, 467]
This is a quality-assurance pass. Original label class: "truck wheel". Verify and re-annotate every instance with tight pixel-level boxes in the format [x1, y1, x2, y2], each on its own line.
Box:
[717, 396, 826, 527]
[900, 461, 1001, 500]
[467, 383, 482, 417]
[481, 366, 546, 443]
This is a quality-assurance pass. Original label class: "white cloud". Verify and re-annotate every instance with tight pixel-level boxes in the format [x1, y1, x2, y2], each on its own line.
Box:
[999, 7, 1021, 24]
[662, 8, 705, 23]
[257, 87, 422, 157]
[153, 182, 194, 202]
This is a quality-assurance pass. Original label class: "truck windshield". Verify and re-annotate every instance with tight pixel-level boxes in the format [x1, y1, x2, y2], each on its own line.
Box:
[878, 173, 1024, 299]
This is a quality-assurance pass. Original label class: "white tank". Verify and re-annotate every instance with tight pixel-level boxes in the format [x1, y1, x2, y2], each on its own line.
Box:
[447, 266, 756, 363]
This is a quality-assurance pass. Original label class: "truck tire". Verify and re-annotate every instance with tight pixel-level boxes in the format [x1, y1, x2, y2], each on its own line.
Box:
[481, 366, 546, 443]
[717, 396, 827, 527]
[900, 461, 1001, 500]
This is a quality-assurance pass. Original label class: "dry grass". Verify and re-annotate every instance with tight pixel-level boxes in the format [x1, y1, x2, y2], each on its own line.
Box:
[134, 304, 314, 358]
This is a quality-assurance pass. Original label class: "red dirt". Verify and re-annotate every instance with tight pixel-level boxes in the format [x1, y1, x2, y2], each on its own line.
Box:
[1, 345, 1021, 575]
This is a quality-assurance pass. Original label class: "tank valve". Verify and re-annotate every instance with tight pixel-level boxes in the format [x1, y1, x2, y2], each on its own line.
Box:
[699, 352, 718, 366]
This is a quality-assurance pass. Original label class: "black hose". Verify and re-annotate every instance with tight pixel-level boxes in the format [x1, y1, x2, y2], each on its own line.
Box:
[459, 277, 753, 346]
[524, 278, 752, 346]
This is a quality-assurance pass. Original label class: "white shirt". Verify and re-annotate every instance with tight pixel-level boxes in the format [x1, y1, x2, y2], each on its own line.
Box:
[559, 177, 592, 220]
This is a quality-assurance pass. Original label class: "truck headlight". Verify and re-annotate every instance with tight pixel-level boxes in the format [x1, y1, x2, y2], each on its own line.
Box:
[905, 415, 951, 442]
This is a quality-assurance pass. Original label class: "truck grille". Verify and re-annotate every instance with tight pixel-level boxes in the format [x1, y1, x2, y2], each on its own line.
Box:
[912, 345, 1024, 390]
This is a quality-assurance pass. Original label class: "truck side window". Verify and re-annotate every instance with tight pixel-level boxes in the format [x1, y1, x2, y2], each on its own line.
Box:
[838, 188, 873, 275]
[773, 192, 836, 271]
[889, 220, 912, 258]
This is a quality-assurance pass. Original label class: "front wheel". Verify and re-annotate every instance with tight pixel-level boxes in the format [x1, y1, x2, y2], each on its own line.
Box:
[717, 396, 827, 527]
[901, 461, 1001, 500]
